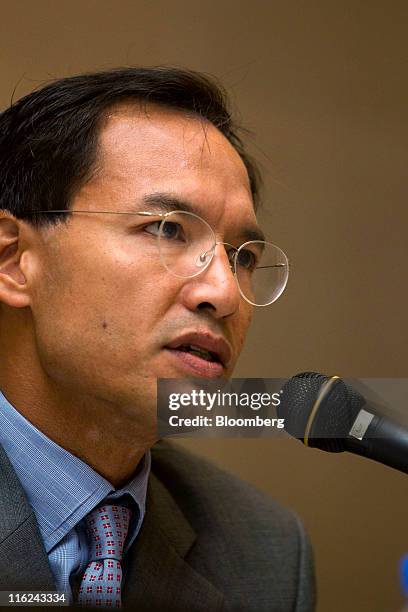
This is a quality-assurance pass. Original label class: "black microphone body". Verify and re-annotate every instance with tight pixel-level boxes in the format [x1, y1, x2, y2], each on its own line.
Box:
[345, 415, 408, 473]
[278, 372, 408, 474]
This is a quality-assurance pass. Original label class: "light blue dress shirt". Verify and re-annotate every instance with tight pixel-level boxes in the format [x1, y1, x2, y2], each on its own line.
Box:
[0, 389, 151, 605]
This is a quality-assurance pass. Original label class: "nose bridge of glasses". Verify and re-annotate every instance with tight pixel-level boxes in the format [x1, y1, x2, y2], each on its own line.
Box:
[197, 241, 236, 270]
[214, 241, 237, 271]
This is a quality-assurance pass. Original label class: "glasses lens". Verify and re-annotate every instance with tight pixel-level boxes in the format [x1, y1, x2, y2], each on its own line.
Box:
[234, 241, 289, 306]
[158, 211, 215, 278]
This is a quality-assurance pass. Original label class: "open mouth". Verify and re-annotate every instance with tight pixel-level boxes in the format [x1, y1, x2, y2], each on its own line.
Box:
[164, 331, 231, 377]
[175, 344, 220, 363]
[164, 344, 225, 378]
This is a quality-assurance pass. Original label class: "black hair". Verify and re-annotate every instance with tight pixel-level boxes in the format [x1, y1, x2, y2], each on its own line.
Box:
[0, 66, 261, 228]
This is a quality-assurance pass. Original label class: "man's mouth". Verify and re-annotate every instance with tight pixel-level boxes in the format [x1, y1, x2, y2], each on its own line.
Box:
[175, 344, 220, 363]
[164, 332, 232, 378]
[164, 346, 224, 378]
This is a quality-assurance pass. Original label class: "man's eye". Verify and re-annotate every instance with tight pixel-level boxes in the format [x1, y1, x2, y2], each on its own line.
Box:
[162, 221, 184, 240]
[144, 220, 186, 241]
[143, 221, 162, 236]
[236, 248, 258, 271]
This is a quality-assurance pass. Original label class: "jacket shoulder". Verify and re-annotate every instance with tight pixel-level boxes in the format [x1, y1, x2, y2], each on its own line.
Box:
[151, 440, 316, 611]
[152, 440, 297, 530]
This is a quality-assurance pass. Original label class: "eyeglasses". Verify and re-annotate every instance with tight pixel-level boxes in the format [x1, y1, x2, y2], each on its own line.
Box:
[25, 209, 290, 307]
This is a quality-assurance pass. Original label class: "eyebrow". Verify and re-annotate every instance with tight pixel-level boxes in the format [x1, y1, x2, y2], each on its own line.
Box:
[140, 192, 266, 243]
[142, 193, 197, 215]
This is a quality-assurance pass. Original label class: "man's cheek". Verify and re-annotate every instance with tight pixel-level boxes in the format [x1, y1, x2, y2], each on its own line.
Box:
[241, 307, 254, 335]
[127, 274, 178, 312]
[233, 312, 253, 356]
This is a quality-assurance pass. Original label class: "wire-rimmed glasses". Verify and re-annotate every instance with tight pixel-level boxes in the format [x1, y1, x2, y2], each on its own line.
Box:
[24, 209, 290, 306]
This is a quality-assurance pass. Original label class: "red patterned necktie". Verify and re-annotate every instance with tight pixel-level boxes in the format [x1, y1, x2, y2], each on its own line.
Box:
[77, 504, 132, 608]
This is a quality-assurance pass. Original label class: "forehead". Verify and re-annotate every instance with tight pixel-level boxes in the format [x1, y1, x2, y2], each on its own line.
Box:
[88, 103, 256, 228]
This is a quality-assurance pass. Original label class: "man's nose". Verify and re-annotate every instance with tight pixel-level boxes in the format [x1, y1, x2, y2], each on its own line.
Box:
[180, 244, 242, 318]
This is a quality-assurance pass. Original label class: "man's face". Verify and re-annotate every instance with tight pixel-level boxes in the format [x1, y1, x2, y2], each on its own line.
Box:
[30, 104, 259, 422]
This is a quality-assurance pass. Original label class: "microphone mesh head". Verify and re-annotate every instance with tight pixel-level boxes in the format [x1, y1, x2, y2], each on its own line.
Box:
[277, 372, 366, 452]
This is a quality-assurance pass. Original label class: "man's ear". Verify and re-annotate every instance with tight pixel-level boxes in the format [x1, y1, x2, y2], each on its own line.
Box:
[0, 214, 32, 309]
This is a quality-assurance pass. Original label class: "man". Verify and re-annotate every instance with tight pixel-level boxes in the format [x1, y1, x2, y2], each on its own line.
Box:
[0, 67, 315, 610]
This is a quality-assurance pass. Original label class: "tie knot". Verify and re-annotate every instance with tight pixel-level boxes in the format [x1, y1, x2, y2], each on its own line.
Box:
[84, 504, 132, 561]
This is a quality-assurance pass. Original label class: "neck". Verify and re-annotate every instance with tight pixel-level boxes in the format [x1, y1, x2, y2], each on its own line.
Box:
[0, 361, 156, 490]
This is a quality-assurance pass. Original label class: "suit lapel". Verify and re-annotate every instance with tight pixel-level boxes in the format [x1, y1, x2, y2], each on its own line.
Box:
[123, 472, 224, 611]
[0, 440, 225, 607]
[0, 444, 56, 590]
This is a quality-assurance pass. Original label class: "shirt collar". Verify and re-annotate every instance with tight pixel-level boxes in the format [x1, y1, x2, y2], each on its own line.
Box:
[0, 389, 151, 553]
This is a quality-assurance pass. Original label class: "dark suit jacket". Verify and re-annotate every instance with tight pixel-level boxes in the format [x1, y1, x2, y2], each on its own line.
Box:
[0, 439, 316, 611]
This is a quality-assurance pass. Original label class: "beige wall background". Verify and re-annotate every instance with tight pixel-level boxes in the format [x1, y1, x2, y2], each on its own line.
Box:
[0, 1, 406, 610]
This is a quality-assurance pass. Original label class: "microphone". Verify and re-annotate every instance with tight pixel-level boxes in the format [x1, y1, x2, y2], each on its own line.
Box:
[277, 372, 408, 474]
